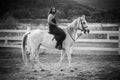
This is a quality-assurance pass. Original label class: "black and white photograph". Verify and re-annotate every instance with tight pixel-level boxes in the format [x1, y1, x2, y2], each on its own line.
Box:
[0, 0, 120, 80]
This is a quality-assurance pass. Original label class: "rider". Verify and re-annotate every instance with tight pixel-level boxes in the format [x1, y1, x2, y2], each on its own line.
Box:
[47, 7, 66, 50]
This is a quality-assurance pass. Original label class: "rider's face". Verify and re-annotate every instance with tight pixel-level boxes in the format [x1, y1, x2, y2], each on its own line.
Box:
[52, 8, 56, 14]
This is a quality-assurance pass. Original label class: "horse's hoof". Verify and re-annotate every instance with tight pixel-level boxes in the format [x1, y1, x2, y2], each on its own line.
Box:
[33, 69, 37, 72]
[70, 69, 74, 72]
[87, 29, 90, 33]
[60, 69, 64, 71]
[41, 69, 45, 71]
[74, 68, 78, 70]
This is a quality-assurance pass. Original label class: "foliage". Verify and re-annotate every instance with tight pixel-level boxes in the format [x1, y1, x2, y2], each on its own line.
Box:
[0, 0, 120, 22]
[0, 16, 18, 29]
[89, 9, 120, 22]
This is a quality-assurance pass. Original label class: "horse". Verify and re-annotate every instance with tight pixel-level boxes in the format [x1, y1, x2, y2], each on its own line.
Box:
[21, 15, 90, 71]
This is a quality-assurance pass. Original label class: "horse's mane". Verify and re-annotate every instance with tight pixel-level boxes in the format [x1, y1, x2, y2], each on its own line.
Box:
[66, 17, 80, 40]
[68, 18, 78, 28]
[67, 17, 80, 31]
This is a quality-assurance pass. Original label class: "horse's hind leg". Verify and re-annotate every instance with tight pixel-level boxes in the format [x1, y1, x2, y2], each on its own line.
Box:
[25, 45, 31, 66]
[29, 47, 40, 71]
[29, 48, 36, 71]
[30, 45, 43, 71]
[36, 44, 44, 70]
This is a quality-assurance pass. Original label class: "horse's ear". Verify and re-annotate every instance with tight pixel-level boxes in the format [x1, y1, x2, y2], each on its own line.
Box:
[80, 15, 85, 20]
[82, 15, 85, 18]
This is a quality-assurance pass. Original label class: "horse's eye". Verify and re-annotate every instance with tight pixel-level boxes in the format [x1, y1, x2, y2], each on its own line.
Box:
[83, 22, 86, 24]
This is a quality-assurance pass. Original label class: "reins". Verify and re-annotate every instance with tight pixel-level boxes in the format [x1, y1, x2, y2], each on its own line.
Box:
[67, 28, 76, 42]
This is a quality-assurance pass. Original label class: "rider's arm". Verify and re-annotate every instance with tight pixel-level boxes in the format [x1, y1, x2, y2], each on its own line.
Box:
[48, 14, 57, 26]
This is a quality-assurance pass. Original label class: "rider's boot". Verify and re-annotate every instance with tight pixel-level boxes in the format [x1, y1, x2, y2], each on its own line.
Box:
[55, 42, 59, 49]
[56, 42, 64, 50]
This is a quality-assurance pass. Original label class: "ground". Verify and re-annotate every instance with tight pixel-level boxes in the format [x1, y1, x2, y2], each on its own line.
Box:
[0, 48, 120, 80]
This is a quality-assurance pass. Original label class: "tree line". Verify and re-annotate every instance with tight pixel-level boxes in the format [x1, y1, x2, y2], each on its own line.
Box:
[0, 0, 120, 22]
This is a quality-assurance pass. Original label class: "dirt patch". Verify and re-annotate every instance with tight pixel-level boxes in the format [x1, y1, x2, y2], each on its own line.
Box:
[0, 48, 120, 80]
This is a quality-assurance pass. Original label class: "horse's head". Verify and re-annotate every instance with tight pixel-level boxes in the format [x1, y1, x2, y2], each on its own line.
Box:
[67, 15, 90, 41]
[76, 15, 90, 34]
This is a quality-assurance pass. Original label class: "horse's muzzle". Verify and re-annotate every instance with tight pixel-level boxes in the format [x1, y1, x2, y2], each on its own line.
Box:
[84, 29, 90, 34]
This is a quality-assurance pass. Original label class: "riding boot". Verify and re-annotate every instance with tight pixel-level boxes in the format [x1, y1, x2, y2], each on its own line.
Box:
[59, 42, 64, 50]
[55, 42, 62, 50]
[58, 44, 62, 50]
[55, 42, 59, 49]
[57, 42, 64, 50]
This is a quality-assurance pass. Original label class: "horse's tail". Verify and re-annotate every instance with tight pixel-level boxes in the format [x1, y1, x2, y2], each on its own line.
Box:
[21, 32, 30, 64]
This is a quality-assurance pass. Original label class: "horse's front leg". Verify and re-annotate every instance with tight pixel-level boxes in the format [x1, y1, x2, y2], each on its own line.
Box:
[66, 47, 72, 69]
[59, 50, 65, 68]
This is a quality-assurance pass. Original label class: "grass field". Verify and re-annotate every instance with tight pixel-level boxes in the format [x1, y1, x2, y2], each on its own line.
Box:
[0, 48, 120, 80]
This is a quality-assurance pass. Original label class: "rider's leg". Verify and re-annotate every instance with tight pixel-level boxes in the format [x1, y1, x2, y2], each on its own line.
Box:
[56, 40, 64, 50]
[55, 41, 59, 49]
[55, 36, 60, 49]
[50, 26, 66, 49]
[58, 32, 66, 49]
[55, 31, 66, 49]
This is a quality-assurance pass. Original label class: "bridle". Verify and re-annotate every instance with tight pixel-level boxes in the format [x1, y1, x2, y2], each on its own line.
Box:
[67, 17, 89, 41]
[78, 17, 88, 33]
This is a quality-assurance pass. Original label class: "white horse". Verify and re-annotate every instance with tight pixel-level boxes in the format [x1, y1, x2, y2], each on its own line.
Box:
[21, 15, 89, 71]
